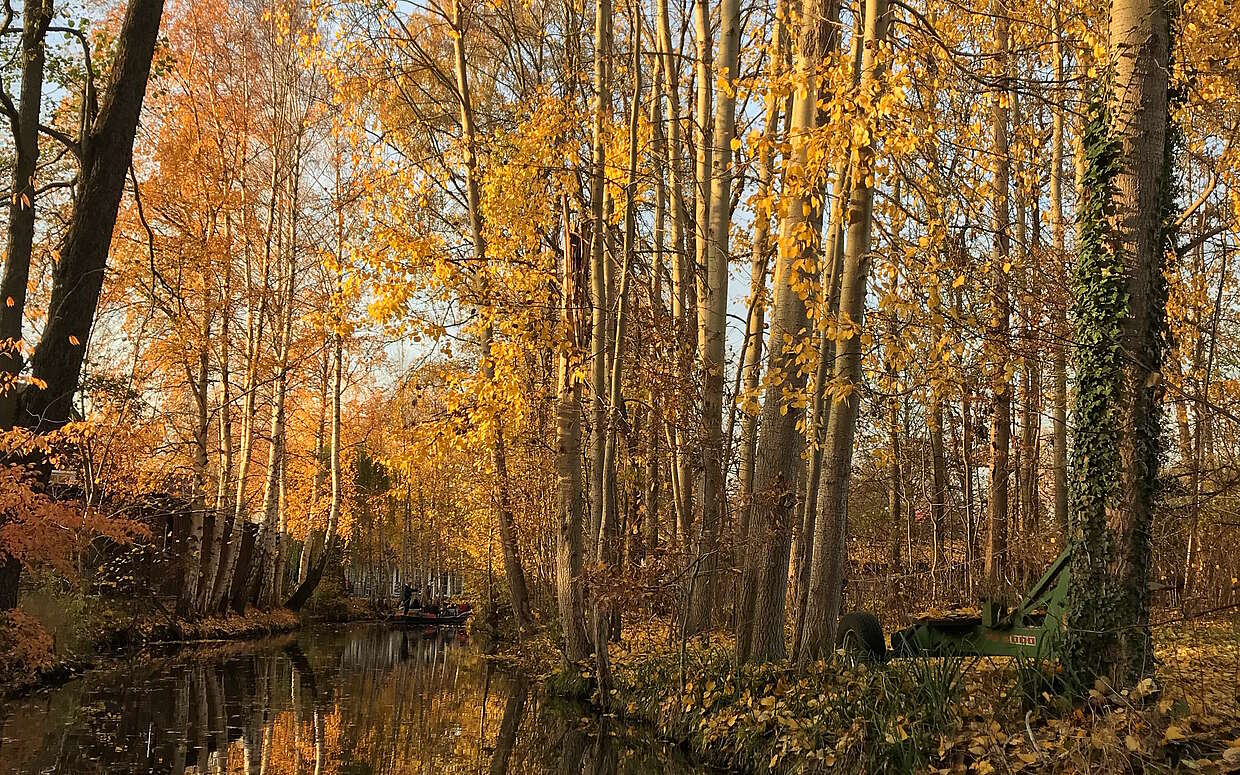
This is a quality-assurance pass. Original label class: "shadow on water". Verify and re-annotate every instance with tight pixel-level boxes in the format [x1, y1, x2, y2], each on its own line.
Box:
[0, 624, 708, 774]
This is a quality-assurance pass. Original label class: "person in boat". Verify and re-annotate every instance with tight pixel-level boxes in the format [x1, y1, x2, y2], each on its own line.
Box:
[401, 584, 413, 616]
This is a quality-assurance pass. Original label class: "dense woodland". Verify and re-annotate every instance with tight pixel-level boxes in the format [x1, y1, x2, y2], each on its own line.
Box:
[0, 0, 1236, 717]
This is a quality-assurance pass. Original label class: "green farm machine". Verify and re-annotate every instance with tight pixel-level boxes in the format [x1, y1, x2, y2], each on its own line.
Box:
[838, 548, 1073, 661]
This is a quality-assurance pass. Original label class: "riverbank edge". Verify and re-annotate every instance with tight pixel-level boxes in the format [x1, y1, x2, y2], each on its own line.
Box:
[1, 600, 388, 699]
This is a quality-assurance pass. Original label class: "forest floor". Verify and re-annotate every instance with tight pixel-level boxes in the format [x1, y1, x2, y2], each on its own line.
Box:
[511, 615, 1240, 773]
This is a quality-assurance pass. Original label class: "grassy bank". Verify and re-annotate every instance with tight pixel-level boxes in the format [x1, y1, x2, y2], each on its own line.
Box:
[0, 592, 387, 697]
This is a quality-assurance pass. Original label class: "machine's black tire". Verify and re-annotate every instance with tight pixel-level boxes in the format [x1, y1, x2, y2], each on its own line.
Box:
[837, 612, 886, 662]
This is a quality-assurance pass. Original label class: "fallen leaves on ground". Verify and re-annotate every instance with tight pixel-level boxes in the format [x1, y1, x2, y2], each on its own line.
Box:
[601, 615, 1240, 774]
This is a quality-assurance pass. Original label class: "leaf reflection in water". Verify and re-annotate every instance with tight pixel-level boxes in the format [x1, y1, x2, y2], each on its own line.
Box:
[0, 624, 708, 774]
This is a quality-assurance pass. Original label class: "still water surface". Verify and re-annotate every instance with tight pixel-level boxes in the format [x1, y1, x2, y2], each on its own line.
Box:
[0, 624, 707, 774]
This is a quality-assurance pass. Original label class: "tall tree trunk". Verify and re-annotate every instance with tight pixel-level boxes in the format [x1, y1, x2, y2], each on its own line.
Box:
[736, 0, 785, 549]
[298, 348, 328, 588]
[959, 346, 978, 592]
[1185, 240, 1225, 598]
[0, 0, 53, 611]
[655, 0, 695, 544]
[738, 0, 842, 664]
[0, 0, 53, 431]
[555, 200, 591, 664]
[929, 393, 948, 581]
[984, 1, 1012, 592]
[886, 325, 904, 572]
[180, 314, 212, 617]
[254, 129, 301, 611]
[645, 60, 667, 559]
[790, 161, 850, 656]
[252, 250, 294, 611]
[5, 0, 165, 610]
[587, 0, 612, 554]
[600, 10, 641, 576]
[21, 0, 165, 431]
[214, 151, 277, 615]
[285, 331, 343, 612]
[644, 399, 661, 555]
[688, 0, 739, 633]
[1065, 0, 1172, 688]
[594, 4, 641, 694]
[199, 241, 235, 611]
[797, 0, 890, 665]
[451, 0, 534, 629]
[1049, 11, 1069, 537]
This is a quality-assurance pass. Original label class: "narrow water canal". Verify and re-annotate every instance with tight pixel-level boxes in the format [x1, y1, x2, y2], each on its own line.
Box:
[0, 624, 706, 774]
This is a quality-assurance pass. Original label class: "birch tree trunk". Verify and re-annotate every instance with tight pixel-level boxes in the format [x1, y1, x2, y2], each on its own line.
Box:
[254, 126, 302, 610]
[253, 234, 295, 611]
[199, 238, 234, 611]
[179, 312, 212, 617]
[587, 0, 612, 553]
[212, 154, 276, 614]
[298, 349, 328, 587]
[286, 331, 343, 611]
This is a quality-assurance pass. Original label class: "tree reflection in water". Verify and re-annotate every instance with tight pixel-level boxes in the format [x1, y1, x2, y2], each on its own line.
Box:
[0, 625, 706, 774]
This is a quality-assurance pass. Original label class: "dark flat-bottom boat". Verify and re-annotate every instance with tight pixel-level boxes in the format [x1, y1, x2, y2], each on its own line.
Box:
[394, 610, 472, 628]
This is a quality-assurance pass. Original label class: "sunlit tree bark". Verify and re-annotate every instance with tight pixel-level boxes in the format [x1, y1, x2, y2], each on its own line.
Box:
[739, 0, 841, 665]
[797, 0, 890, 664]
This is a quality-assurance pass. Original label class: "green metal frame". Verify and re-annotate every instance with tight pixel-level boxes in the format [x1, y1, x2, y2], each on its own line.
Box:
[889, 548, 1071, 659]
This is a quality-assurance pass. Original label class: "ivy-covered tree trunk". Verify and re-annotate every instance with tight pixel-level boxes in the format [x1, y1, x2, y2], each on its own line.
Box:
[1065, 0, 1174, 684]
